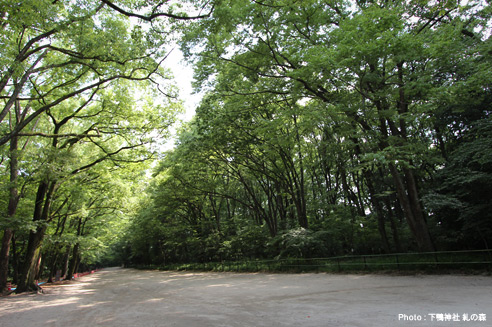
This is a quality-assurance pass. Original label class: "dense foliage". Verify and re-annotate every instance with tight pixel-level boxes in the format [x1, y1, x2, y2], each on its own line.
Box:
[125, 0, 492, 266]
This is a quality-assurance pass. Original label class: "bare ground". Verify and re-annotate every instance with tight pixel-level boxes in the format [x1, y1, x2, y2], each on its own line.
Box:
[0, 267, 490, 326]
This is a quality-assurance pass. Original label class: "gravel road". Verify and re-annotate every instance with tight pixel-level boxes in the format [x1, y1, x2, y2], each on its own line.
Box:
[0, 268, 491, 326]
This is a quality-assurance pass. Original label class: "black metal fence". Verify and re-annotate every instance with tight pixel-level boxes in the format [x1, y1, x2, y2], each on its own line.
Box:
[154, 249, 492, 273]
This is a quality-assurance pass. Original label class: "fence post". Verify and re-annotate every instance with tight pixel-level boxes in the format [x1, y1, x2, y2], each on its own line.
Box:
[396, 254, 400, 271]
[485, 250, 492, 271]
[487, 250, 492, 271]
[337, 258, 341, 272]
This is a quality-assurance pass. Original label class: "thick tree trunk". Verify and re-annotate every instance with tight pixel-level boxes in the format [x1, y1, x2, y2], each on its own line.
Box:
[16, 180, 55, 293]
[16, 228, 46, 292]
[391, 62, 434, 252]
[389, 164, 434, 252]
[371, 92, 434, 252]
[0, 229, 14, 293]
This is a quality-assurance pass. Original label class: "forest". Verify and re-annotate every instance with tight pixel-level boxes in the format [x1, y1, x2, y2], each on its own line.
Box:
[1, 0, 491, 293]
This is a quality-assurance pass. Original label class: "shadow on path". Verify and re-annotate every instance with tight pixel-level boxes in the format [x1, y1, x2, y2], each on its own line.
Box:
[0, 268, 490, 327]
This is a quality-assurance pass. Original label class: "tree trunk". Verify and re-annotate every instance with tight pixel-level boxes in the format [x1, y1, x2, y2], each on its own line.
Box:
[0, 134, 20, 293]
[65, 243, 80, 281]
[62, 246, 71, 278]
[34, 252, 44, 281]
[373, 96, 434, 252]
[16, 180, 55, 293]
[16, 227, 46, 292]
[389, 164, 434, 252]
[11, 233, 19, 284]
[74, 255, 81, 275]
[0, 229, 14, 293]
[365, 177, 391, 253]
[65, 216, 84, 281]
[390, 63, 434, 252]
[384, 197, 402, 253]
[47, 251, 59, 283]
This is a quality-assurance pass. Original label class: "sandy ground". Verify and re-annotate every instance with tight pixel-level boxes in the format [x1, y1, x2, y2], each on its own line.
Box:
[0, 268, 491, 327]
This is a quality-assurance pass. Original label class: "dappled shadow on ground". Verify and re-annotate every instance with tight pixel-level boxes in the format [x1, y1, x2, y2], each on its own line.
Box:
[0, 268, 491, 327]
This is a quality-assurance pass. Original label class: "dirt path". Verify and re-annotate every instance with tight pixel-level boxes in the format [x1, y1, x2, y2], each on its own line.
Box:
[0, 268, 490, 326]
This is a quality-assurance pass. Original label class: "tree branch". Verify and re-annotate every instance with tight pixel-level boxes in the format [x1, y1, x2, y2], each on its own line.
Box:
[0, 57, 166, 146]
[16, 132, 101, 138]
[70, 143, 146, 175]
[101, 0, 213, 21]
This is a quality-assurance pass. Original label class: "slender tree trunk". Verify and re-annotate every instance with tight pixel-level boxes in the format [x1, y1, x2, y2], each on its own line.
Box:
[48, 214, 69, 282]
[48, 250, 59, 283]
[209, 195, 221, 233]
[34, 252, 43, 281]
[11, 233, 19, 284]
[237, 171, 276, 236]
[0, 134, 20, 293]
[65, 243, 80, 281]
[365, 177, 391, 253]
[293, 114, 308, 229]
[384, 197, 402, 253]
[74, 255, 81, 275]
[62, 246, 71, 278]
[65, 216, 84, 280]
[375, 210, 391, 253]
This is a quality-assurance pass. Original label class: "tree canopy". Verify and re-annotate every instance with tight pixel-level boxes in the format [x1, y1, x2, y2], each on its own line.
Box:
[126, 0, 491, 265]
